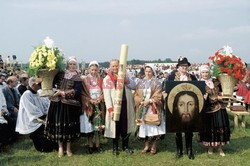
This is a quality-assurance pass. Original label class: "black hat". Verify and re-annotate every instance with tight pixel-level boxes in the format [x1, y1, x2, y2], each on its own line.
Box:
[177, 56, 191, 67]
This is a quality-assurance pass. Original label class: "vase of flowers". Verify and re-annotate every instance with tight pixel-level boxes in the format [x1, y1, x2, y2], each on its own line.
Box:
[28, 36, 65, 96]
[209, 45, 246, 96]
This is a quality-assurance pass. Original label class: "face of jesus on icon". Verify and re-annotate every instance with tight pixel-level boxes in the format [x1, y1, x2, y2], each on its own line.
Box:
[176, 94, 196, 123]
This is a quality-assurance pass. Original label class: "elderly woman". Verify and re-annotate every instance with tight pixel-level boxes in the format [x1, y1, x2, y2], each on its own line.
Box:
[80, 61, 105, 154]
[44, 57, 82, 158]
[199, 65, 230, 157]
[134, 64, 165, 155]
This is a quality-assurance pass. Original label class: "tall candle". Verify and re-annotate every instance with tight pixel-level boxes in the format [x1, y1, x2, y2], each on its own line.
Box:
[113, 44, 128, 121]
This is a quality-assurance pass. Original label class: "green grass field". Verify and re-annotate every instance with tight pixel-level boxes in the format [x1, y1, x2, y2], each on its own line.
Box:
[1, 113, 250, 166]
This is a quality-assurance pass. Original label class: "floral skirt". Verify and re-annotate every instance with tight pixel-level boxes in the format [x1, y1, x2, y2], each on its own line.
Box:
[44, 101, 81, 143]
[200, 109, 230, 147]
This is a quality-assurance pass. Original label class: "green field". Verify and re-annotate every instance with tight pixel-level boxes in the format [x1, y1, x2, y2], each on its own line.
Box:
[1, 113, 250, 166]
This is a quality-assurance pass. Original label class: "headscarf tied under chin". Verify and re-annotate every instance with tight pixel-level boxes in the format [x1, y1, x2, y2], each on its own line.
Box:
[199, 65, 214, 89]
[67, 56, 77, 64]
[65, 56, 78, 79]
[145, 64, 157, 77]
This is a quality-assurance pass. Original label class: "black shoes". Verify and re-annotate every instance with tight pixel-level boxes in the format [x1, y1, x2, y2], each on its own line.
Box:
[123, 146, 134, 154]
[113, 148, 119, 156]
[88, 147, 94, 154]
[176, 149, 183, 158]
[187, 149, 195, 160]
[88, 146, 104, 154]
[96, 147, 104, 153]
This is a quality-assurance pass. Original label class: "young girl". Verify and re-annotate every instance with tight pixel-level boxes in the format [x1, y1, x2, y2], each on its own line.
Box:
[80, 61, 105, 154]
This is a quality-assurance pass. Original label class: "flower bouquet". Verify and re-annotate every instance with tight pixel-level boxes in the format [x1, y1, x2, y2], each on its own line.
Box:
[209, 45, 247, 96]
[28, 37, 65, 96]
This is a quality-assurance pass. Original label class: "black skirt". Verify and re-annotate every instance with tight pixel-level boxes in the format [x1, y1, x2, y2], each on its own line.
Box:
[44, 101, 81, 143]
[200, 109, 230, 147]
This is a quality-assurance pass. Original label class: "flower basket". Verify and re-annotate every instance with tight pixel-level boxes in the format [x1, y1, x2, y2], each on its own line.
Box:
[209, 45, 247, 96]
[218, 73, 237, 96]
[38, 69, 58, 97]
[27, 37, 65, 96]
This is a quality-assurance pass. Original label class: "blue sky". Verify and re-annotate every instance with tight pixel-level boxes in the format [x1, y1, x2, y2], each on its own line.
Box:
[0, 0, 249, 63]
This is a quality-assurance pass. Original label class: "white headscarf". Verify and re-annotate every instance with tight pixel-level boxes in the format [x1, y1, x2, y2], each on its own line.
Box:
[199, 65, 214, 89]
[88, 60, 99, 68]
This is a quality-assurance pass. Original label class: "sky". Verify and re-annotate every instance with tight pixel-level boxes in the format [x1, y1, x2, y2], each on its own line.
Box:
[0, 0, 249, 64]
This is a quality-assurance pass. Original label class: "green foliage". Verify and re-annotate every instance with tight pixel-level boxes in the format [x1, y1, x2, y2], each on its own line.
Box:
[211, 64, 221, 77]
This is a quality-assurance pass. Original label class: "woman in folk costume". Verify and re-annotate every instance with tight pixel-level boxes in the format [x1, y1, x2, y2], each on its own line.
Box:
[166, 57, 197, 160]
[134, 64, 165, 155]
[44, 56, 82, 158]
[103, 59, 135, 156]
[199, 65, 230, 157]
[80, 61, 105, 154]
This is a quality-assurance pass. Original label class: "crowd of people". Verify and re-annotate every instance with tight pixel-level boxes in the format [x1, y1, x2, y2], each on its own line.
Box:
[0, 56, 249, 160]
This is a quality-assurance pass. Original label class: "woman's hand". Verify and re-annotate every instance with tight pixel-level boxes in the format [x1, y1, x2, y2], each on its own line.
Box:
[90, 99, 97, 105]
[217, 95, 223, 100]
[53, 90, 65, 98]
[143, 99, 151, 107]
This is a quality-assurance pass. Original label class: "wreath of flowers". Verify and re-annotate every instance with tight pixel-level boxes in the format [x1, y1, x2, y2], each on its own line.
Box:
[28, 37, 65, 76]
[209, 45, 246, 80]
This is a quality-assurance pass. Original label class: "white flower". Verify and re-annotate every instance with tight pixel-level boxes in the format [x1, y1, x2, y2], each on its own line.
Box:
[221, 45, 233, 56]
[44, 36, 54, 48]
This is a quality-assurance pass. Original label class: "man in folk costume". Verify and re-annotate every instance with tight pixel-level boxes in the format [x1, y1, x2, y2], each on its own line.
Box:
[165, 57, 197, 160]
[103, 59, 135, 155]
[16, 77, 56, 152]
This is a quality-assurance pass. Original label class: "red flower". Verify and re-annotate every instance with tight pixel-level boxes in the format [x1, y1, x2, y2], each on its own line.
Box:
[216, 60, 222, 64]
[227, 69, 232, 76]
[209, 49, 246, 81]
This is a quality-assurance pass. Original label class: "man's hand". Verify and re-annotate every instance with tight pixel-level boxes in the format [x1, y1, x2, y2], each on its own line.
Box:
[14, 107, 18, 113]
[204, 93, 208, 100]
[109, 112, 114, 121]
[162, 91, 168, 100]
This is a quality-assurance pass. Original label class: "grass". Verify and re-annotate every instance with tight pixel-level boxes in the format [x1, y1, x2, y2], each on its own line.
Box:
[1, 113, 250, 166]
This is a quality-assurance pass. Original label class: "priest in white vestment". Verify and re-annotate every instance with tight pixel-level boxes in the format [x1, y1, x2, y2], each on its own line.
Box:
[15, 77, 56, 152]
